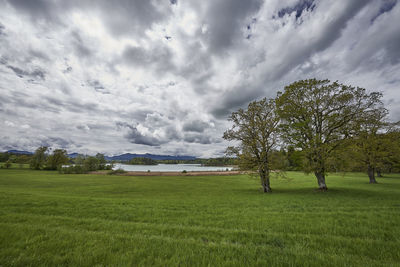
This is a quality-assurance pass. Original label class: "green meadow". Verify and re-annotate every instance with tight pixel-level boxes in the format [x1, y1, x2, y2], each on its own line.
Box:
[0, 169, 399, 266]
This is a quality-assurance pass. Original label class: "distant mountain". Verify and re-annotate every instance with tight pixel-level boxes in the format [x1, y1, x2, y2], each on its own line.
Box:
[4, 150, 196, 161]
[67, 153, 81, 159]
[105, 153, 196, 161]
[6, 150, 33, 155]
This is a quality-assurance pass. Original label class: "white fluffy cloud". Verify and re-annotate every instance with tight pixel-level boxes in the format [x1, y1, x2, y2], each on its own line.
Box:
[0, 0, 399, 157]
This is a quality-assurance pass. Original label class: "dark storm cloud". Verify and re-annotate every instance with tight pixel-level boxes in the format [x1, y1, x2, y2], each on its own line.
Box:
[7, 65, 45, 80]
[0, 22, 5, 35]
[4, 0, 61, 24]
[122, 45, 175, 73]
[63, 66, 72, 74]
[87, 80, 109, 94]
[28, 49, 50, 62]
[277, 0, 316, 19]
[203, 0, 263, 54]
[71, 31, 93, 58]
[124, 125, 164, 147]
[210, 83, 265, 119]
[3, 0, 173, 36]
[270, 0, 372, 80]
[45, 137, 70, 148]
[182, 120, 210, 133]
[211, 0, 375, 119]
[89, 0, 173, 37]
[183, 133, 220, 145]
[42, 95, 123, 116]
[371, 0, 397, 23]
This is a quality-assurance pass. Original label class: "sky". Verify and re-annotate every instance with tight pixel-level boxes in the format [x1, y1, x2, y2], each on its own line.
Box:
[0, 0, 399, 157]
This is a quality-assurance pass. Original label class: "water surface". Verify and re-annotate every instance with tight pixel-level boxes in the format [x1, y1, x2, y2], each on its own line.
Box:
[113, 163, 233, 172]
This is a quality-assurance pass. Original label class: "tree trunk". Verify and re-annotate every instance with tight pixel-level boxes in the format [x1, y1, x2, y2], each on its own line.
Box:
[314, 171, 328, 191]
[376, 169, 382, 178]
[368, 165, 377, 184]
[259, 169, 272, 193]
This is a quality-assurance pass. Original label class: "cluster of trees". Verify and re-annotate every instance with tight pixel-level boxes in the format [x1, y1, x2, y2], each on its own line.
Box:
[30, 147, 69, 170]
[129, 157, 158, 165]
[0, 152, 33, 168]
[142, 158, 237, 166]
[60, 153, 112, 173]
[28, 147, 111, 173]
[123, 157, 237, 166]
[224, 79, 400, 192]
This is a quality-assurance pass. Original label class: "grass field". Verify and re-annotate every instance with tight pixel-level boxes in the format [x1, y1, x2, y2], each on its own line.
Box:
[0, 169, 399, 266]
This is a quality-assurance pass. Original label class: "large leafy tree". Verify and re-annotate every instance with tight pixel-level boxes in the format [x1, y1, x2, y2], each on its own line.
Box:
[46, 149, 69, 170]
[30, 146, 48, 170]
[276, 79, 382, 190]
[349, 107, 399, 183]
[223, 98, 280, 193]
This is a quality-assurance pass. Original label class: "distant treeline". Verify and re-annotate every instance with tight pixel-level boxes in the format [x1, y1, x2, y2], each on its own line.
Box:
[0, 148, 112, 173]
[128, 157, 158, 165]
[145, 157, 238, 166]
[2, 145, 399, 174]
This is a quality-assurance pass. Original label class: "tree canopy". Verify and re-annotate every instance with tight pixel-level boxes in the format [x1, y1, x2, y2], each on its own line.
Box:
[223, 98, 280, 192]
[275, 79, 383, 190]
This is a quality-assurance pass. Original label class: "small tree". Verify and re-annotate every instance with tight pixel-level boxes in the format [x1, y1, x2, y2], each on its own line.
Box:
[30, 146, 48, 170]
[83, 156, 99, 172]
[276, 79, 382, 190]
[4, 160, 12, 169]
[96, 153, 107, 170]
[46, 149, 69, 170]
[349, 107, 399, 183]
[223, 98, 280, 193]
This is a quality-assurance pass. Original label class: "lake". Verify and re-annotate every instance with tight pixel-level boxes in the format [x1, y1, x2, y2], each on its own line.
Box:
[113, 163, 234, 172]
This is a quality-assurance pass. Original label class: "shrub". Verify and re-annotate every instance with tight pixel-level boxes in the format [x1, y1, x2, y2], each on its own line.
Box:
[108, 168, 127, 175]
[4, 161, 12, 169]
[59, 165, 87, 174]
[182, 170, 187, 173]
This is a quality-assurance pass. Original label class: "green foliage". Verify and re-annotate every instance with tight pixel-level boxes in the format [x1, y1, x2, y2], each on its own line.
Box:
[30, 146, 48, 170]
[108, 168, 127, 175]
[46, 149, 69, 170]
[0, 169, 400, 266]
[276, 79, 383, 189]
[59, 165, 86, 174]
[96, 153, 107, 170]
[60, 155, 112, 174]
[344, 107, 400, 182]
[4, 160, 12, 169]
[286, 146, 304, 171]
[201, 157, 237, 166]
[223, 97, 280, 192]
[129, 157, 157, 165]
[83, 156, 100, 172]
[0, 152, 9, 162]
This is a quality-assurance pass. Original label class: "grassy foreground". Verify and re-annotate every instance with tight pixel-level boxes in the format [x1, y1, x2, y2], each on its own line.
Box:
[0, 169, 399, 266]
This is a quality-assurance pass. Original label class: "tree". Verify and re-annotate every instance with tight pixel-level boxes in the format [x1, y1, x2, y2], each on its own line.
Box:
[96, 153, 107, 169]
[129, 157, 157, 165]
[46, 149, 69, 170]
[349, 107, 400, 183]
[4, 160, 12, 169]
[83, 156, 99, 172]
[30, 146, 48, 170]
[276, 79, 382, 190]
[223, 98, 280, 193]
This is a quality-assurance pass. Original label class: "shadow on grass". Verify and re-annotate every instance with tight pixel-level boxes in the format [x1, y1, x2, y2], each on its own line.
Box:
[237, 185, 400, 201]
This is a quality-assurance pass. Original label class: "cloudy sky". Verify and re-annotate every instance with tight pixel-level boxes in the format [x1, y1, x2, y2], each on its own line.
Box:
[0, 0, 399, 157]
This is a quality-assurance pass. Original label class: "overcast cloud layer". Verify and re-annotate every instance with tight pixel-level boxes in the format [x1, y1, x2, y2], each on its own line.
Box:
[0, 0, 399, 157]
